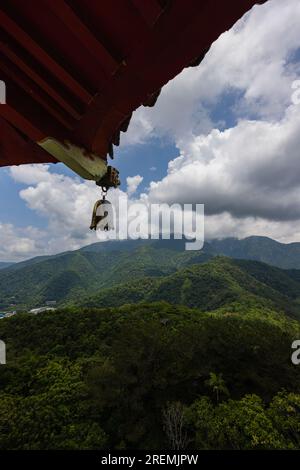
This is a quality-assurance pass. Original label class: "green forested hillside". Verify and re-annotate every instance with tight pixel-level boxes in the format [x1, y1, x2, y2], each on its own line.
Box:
[0, 243, 212, 308]
[0, 303, 299, 449]
[80, 257, 300, 320]
[2, 237, 300, 314]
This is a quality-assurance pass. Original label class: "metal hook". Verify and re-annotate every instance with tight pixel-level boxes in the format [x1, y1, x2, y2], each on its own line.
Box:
[101, 186, 108, 199]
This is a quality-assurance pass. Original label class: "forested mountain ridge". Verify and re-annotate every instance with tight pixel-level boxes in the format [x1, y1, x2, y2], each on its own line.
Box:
[79, 235, 300, 269]
[208, 236, 300, 269]
[0, 243, 211, 309]
[2, 237, 300, 314]
[79, 257, 300, 320]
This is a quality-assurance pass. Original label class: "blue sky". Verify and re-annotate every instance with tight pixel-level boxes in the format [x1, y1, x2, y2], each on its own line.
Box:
[1, 0, 300, 262]
[115, 137, 178, 194]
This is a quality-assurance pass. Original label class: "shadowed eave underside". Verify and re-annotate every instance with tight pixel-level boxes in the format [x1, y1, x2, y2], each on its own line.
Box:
[0, 0, 267, 177]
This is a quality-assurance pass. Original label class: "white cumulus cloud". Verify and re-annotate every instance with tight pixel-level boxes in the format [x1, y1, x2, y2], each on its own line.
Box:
[126, 175, 143, 196]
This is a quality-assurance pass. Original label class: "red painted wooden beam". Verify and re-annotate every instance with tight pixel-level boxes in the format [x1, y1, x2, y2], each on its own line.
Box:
[0, 116, 57, 166]
[0, 0, 267, 172]
[0, 8, 92, 104]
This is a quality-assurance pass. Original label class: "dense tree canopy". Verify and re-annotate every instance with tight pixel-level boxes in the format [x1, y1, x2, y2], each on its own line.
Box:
[0, 302, 299, 449]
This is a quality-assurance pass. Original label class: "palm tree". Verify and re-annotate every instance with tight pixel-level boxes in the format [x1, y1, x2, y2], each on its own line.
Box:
[205, 372, 229, 402]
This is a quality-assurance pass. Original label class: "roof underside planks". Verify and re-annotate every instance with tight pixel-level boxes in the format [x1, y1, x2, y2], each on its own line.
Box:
[0, 0, 267, 170]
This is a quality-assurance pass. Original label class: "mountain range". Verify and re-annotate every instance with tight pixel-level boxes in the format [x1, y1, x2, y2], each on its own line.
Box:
[80, 235, 300, 270]
[81, 255, 300, 318]
[1, 235, 300, 319]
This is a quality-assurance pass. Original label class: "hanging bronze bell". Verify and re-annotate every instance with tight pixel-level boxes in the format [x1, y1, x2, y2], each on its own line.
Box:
[90, 165, 120, 231]
[90, 197, 114, 231]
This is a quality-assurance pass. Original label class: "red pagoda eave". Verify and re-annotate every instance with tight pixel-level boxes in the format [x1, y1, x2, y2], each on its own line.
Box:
[0, 0, 267, 177]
